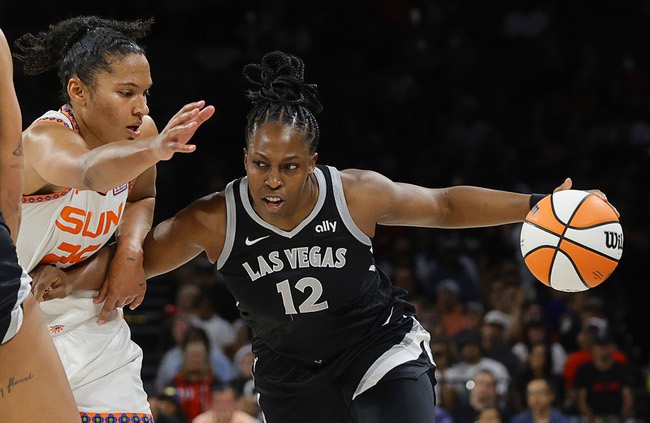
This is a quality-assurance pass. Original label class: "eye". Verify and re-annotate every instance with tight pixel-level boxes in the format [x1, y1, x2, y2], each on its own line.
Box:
[119, 90, 133, 97]
[285, 164, 298, 171]
[253, 160, 267, 168]
[143, 90, 151, 98]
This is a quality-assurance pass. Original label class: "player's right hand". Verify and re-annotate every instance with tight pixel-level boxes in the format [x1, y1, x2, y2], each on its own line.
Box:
[30, 264, 73, 302]
[151, 100, 215, 161]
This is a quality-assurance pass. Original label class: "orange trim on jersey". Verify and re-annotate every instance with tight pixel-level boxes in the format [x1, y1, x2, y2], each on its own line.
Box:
[79, 412, 154, 422]
[22, 188, 72, 204]
[33, 104, 80, 133]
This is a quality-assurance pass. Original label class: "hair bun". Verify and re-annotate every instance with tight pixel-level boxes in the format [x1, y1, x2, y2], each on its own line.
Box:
[244, 51, 322, 113]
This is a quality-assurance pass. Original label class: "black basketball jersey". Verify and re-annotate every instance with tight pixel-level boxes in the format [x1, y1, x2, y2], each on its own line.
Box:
[217, 165, 410, 365]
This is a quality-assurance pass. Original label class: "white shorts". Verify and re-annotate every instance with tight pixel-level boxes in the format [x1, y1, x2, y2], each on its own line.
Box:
[40, 290, 152, 416]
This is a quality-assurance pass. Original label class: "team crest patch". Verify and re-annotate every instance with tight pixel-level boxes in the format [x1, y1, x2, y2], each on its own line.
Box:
[113, 184, 128, 196]
[49, 324, 65, 333]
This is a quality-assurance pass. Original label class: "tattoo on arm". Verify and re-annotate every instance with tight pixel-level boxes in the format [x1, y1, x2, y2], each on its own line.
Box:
[12, 136, 23, 157]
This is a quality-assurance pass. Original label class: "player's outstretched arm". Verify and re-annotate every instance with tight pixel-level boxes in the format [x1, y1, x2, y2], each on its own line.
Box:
[143, 192, 226, 279]
[24, 100, 214, 193]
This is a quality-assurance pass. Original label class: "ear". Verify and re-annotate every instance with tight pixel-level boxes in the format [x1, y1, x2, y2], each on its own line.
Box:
[67, 77, 87, 106]
[309, 152, 318, 173]
[243, 147, 248, 169]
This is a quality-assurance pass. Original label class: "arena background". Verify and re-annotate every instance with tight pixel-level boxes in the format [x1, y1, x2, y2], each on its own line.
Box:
[1, 0, 648, 392]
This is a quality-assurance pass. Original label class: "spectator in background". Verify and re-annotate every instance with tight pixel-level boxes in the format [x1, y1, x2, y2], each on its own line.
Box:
[417, 236, 481, 304]
[511, 378, 571, 423]
[512, 317, 567, 377]
[562, 317, 628, 414]
[451, 369, 512, 422]
[435, 279, 466, 337]
[230, 343, 259, 419]
[156, 320, 237, 393]
[514, 344, 565, 413]
[430, 338, 459, 413]
[481, 310, 522, 380]
[189, 290, 237, 355]
[150, 392, 189, 423]
[192, 383, 258, 423]
[575, 330, 637, 422]
[445, 330, 511, 402]
[461, 301, 485, 333]
[170, 338, 222, 421]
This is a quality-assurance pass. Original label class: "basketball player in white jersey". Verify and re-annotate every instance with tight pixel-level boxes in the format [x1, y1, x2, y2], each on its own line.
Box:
[0, 27, 80, 422]
[12, 16, 213, 421]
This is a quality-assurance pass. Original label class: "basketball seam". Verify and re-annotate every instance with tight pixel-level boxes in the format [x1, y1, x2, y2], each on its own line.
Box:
[553, 249, 590, 290]
[559, 237, 620, 263]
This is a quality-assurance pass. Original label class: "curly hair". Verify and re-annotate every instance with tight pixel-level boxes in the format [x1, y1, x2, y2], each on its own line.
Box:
[13, 16, 153, 103]
[243, 51, 323, 153]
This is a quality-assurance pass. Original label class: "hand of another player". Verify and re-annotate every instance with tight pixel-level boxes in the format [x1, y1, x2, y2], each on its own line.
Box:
[553, 177, 619, 217]
[94, 247, 147, 324]
[152, 100, 215, 161]
[30, 264, 74, 302]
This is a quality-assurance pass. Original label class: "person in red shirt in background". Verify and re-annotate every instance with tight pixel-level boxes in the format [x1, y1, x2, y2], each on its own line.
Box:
[171, 338, 221, 421]
[562, 317, 628, 414]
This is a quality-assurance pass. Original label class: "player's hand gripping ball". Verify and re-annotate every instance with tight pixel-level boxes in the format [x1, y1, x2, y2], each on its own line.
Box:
[520, 190, 623, 292]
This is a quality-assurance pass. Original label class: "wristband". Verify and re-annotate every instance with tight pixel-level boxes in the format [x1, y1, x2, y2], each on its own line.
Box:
[529, 193, 546, 209]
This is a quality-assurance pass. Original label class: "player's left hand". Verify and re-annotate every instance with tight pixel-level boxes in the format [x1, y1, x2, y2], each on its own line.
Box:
[554, 177, 619, 217]
[93, 247, 147, 324]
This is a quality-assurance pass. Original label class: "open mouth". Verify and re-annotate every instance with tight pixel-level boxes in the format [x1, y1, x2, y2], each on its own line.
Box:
[127, 126, 141, 138]
[263, 196, 284, 210]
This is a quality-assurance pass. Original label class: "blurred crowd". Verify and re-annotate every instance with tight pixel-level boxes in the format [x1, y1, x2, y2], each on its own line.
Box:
[2, 0, 649, 421]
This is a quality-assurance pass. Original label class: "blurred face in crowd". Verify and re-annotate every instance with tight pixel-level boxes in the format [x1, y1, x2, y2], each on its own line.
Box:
[526, 379, 554, 414]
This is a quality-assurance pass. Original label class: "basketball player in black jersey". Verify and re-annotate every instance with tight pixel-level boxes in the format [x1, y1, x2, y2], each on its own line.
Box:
[37, 50, 611, 422]
[139, 51, 614, 422]
[0, 27, 80, 422]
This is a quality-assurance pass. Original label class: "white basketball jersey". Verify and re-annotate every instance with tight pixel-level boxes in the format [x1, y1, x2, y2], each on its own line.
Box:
[16, 107, 130, 273]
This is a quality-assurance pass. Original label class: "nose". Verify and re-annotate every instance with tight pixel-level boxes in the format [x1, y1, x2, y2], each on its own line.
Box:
[133, 95, 149, 117]
[265, 168, 283, 189]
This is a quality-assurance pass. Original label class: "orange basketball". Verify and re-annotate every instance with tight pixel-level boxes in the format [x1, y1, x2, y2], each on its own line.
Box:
[520, 190, 623, 292]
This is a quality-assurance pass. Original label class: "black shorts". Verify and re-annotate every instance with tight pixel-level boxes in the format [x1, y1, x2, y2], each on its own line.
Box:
[0, 212, 30, 344]
[254, 315, 436, 423]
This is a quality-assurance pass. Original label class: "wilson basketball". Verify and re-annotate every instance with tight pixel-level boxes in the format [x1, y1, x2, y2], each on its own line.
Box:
[520, 190, 623, 292]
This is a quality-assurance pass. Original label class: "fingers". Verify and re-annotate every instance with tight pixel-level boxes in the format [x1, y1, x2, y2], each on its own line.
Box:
[553, 177, 573, 193]
[31, 274, 61, 302]
[43, 287, 68, 301]
[129, 293, 145, 310]
[93, 282, 109, 304]
[32, 281, 48, 302]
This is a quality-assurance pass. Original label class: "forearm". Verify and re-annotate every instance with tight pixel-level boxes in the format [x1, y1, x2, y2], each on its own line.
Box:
[116, 196, 155, 254]
[443, 186, 532, 227]
[80, 139, 160, 192]
[65, 244, 116, 291]
[0, 175, 22, 242]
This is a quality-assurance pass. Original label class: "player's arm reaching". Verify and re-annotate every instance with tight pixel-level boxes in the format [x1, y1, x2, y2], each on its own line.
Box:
[23, 100, 214, 194]
[339, 170, 611, 237]
[143, 192, 227, 278]
[93, 162, 156, 323]
[30, 192, 227, 299]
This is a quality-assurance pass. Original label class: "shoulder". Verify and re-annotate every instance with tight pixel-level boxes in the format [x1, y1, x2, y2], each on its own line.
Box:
[139, 115, 157, 137]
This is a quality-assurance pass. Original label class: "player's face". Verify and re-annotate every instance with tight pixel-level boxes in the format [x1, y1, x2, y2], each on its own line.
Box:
[244, 121, 318, 228]
[74, 53, 152, 146]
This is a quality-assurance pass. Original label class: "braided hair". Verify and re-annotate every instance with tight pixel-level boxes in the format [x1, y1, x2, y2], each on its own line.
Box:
[243, 51, 323, 154]
[13, 16, 153, 103]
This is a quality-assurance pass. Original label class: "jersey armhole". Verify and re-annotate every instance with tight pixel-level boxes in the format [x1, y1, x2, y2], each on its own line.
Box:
[326, 165, 372, 246]
[216, 181, 236, 269]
